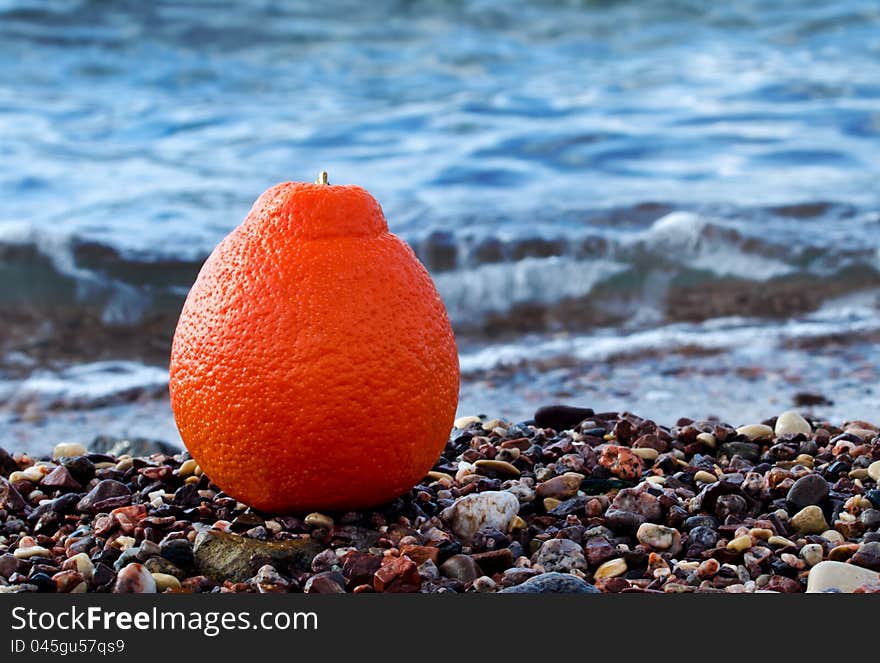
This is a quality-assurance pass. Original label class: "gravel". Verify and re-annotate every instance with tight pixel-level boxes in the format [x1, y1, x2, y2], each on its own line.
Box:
[1, 406, 879, 593]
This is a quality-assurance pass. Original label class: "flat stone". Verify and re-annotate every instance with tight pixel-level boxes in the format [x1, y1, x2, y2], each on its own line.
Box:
[473, 460, 520, 479]
[440, 491, 519, 542]
[806, 560, 880, 593]
[193, 529, 321, 583]
[500, 572, 599, 593]
[76, 480, 131, 514]
[735, 424, 774, 441]
[868, 460, 880, 483]
[535, 473, 583, 500]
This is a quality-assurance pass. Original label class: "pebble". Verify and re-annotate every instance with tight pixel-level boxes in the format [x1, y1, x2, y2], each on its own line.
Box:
[255, 565, 292, 593]
[160, 539, 195, 569]
[851, 541, 880, 572]
[304, 512, 334, 529]
[500, 572, 600, 593]
[636, 523, 681, 552]
[2, 406, 878, 595]
[473, 459, 520, 478]
[472, 576, 498, 593]
[453, 415, 481, 429]
[735, 424, 774, 441]
[693, 470, 717, 484]
[806, 560, 880, 593]
[790, 505, 830, 534]
[178, 459, 199, 477]
[76, 479, 131, 513]
[303, 571, 344, 593]
[786, 474, 829, 509]
[774, 411, 812, 437]
[631, 447, 658, 461]
[14, 545, 52, 559]
[40, 466, 81, 490]
[768, 536, 796, 548]
[52, 442, 87, 460]
[151, 572, 181, 592]
[598, 445, 643, 480]
[797, 543, 822, 567]
[535, 473, 583, 500]
[533, 405, 594, 431]
[727, 535, 753, 553]
[115, 563, 157, 593]
[535, 538, 588, 573]
[593, 558, 627, 579]
[821, 530, 845, 544]
[373, 555, 421, 593]
[868, 460, 880, 483]
[440, 491, 520, 541]
[696, 432, 717, 448]
[440, 554, 482, 582]
[65, 553, 95, 580]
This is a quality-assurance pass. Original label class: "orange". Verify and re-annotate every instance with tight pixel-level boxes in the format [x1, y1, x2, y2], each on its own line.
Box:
[169, 174, 459, 513]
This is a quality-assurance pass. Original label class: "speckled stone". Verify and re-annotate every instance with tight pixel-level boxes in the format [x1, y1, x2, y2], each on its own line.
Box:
[499, 572, 599, 593]
[440, 491, 520, 542]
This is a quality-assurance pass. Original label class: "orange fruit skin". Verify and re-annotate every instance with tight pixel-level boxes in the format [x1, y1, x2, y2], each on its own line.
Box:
[169, 182, 460, 513]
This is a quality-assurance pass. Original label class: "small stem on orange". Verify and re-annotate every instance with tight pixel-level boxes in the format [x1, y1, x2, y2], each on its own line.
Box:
[315, 171, 329, 185]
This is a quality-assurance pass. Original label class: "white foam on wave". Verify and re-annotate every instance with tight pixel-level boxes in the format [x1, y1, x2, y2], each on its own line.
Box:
[8, 361, 169, 407]
[459, 296, 880, 374]
[434, 255, 627, 322]
[637, 211, 794, 280]
[0, 221, 152, 324]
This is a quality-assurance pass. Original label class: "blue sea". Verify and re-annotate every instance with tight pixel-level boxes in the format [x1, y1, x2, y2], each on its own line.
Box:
[1, 0, 879, 452]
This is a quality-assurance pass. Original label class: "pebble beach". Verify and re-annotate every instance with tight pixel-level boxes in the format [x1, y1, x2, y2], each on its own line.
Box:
[1, 405, 879, 594]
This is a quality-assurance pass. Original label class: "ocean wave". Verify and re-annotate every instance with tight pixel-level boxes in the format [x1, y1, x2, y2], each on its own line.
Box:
[1, 205, 878, 343]
[458, 294, 880, 375]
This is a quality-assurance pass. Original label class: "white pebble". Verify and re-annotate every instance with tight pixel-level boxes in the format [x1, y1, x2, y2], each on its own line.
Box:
[735, 424, 774, 441]
[454, 415, 482, 429]
[14, 546, 52, 559]
[52, 442, 87, 460]
[441, 491, 520, 541]
[774, 411, 812, 437]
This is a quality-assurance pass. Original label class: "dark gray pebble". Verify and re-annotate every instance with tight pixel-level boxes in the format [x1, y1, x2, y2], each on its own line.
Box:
[534, 405, 595, 431]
